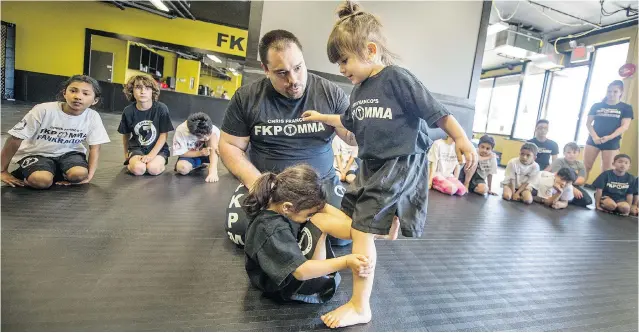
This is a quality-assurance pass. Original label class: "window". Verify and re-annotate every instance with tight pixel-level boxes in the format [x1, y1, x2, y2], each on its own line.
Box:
[484, 75, 521, 135]
[472, 78, 494, 133]
[542, 66, 590, 152]
[512, 69, 546, 140]
[576, 42, 630, 144]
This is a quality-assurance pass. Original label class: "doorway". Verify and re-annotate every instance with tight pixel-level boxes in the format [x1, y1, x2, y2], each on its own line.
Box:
[89, 50, 114, 82]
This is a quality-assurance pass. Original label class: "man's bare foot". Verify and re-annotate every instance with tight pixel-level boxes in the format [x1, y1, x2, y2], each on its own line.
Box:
[321, 301, 371, 328]
[374, 216, 400, 240]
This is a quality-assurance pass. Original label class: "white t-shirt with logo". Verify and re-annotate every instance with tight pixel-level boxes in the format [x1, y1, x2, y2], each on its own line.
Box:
[427, 139, 459, 178]
[172, 121, 221, 156]
[501, 157, 540, 189]
[533, 171, 574, 201]
[332, 136, 359, 171]
[8, 102, 110, 164]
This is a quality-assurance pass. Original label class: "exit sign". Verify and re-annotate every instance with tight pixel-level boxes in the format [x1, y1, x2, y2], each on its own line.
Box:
[570, 46, 590, 63]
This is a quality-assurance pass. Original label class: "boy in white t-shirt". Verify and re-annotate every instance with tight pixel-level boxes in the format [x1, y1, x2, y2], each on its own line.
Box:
[1, 75, 110, 189]
[332, 135, 359, 184]
[532, 168, 576, 209]
[428, 136, 467, 195]
[460, 135, 498, 196]
[501, 142, 540, 204]
[172, 112, 220, 183]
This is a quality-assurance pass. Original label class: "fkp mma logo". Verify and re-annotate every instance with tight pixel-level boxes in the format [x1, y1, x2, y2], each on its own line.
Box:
[283, 124, 297, 136]
[354, 106, 365, 121]
[134, 120, 157, 146]
[298, 226, 313, 256]
[12, 119, 28, 131]
[21, 157, 39, 168]
[334, 184, 346, 197]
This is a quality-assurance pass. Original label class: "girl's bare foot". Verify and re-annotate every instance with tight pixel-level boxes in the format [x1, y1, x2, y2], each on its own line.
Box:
[321, 301, 371, 328]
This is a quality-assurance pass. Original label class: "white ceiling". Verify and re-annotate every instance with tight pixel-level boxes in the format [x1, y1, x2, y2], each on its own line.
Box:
[482, 0, 637, 70]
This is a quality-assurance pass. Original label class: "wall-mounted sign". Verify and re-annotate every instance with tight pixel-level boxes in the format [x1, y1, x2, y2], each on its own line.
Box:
[619, 63, 636, 78]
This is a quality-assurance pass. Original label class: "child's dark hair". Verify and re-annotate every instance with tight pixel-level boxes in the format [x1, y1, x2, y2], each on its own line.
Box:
[123, 74, 160, 102]
[563, 142, 580, 153]
[614, 153, 631, 163]
[556, 167, 577, 183]
[521, 142, 538, 156]
[327, 1, 398, 65]
[187, 112, 213, 138]
[243, 164, 327, 220]
[536, 119, 549, 126]
[258, 29, 303, 69]
[478, 135, 495, 149]
[58, 75, 102, 102]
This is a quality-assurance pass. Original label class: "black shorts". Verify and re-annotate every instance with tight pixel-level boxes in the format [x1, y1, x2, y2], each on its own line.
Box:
[11, 152, 88, 181]
[586, 136, 621, 150]
[458, 168, 485, 192]
[124, 147, 170, 165]
[263, 222, 341, 304]
[341, 153, 429, 238]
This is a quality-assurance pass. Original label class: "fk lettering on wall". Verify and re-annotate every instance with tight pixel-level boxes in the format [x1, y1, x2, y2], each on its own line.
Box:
[254, 122, 326, 136]
[217, 33, 246, 52]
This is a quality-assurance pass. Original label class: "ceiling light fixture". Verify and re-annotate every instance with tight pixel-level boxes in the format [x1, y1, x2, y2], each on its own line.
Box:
[207, 54, 222, 63]
[149, 0, 170, 12]
[487, 22, 509, 35]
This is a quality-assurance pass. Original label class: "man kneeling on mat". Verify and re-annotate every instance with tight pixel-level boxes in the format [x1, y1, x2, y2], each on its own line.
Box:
[244, 165, 371, 303]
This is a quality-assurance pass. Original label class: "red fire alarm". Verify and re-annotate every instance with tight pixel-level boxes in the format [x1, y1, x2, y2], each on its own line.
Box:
[619, 63, 636, 78]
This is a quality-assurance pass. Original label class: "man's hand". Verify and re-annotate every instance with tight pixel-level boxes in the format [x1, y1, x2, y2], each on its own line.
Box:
[1, 171, 24, 187]
[454, 138, 478, 171]
[573, 187, 583, 199]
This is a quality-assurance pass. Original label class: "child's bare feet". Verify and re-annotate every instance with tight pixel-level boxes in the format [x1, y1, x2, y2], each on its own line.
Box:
[373, 216, 399, 240]
[321, 301, 372, 328]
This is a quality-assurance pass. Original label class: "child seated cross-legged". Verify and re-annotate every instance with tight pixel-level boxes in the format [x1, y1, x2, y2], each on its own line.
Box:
[593, 153, 635, 216]
[244, 164, 373, 304]
[460, 135, 498, 196]
[118, 74, 174, 176]
[1, 75, 110, 189]
[501, 142, 540, 205]
[532, 167, 577, 210]
[428, 136, 467, 196]
[172, 112, 220, 182]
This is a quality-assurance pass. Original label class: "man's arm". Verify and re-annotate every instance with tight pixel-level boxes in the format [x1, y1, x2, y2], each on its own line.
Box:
[219, 131, 261, 188]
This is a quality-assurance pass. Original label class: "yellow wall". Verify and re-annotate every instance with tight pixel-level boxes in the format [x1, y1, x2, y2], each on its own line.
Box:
[90, 35, 127, 84]
[199, 72, 242, 98]
[175, 58, 200, 95]
[475, 27, 638, 183]
[1, 1, 247, 77]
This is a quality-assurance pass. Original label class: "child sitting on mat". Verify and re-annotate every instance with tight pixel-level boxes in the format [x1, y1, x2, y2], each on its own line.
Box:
[501, 142, 540, 205]
[459, 135, 498, 196]
[244, 164, 372, 304]
[630, 177, 638, 216]
[428, 136, 467, 196]
[593, 153, 635, 216]
[172, 112, 220, 183]
[333, 135, 359, 184]
[532, 168, 576, 210]
[118, 74, 174, 176]
[1, 75, 110, 189]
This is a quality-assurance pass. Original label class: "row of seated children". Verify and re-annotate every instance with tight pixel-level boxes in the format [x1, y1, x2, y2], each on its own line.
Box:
[1, 74, 220, 189]
[427, 132, 637, 216]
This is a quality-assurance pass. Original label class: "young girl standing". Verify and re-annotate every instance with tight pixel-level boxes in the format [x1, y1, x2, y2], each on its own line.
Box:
[1, 75, 110, 189]
[303, 1, 477, 328]
[244, 164, 372, 304]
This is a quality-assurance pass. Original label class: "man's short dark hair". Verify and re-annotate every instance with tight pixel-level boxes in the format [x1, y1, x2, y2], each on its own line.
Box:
[258, 30, 303, 69]
[614, 153, 632, 163]
[478, 135, 495, 149]
[187, 112, 213, 137]
[556, 167, 577, 183]
[536, 119, 549, 126]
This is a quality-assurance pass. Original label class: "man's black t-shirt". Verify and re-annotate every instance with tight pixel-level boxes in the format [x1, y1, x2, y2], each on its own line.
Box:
[221, 73, 349, 179]
[117, 101, 174, 154]
[527, 137, 558, 170]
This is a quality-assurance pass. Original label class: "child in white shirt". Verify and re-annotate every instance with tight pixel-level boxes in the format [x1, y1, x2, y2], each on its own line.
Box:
[501, 142, 540, 204]
[532, 168, 576, 209]
[428, 136, 467, 195]
[332, 135, 359, 184]
[172, 112, 220, 183]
